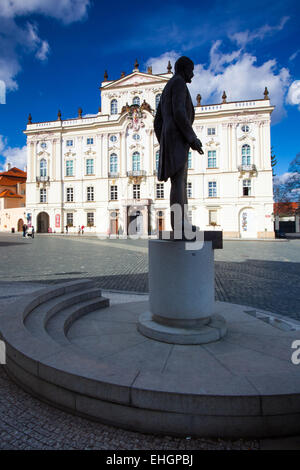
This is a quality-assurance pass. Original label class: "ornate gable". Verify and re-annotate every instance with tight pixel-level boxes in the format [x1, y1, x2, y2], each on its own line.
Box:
[101, 72, 169, 89]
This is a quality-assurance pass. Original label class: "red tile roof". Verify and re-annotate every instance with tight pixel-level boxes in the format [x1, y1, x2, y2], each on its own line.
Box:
[274, 202, 299, 215]
[0, 167, 27, 186]
[0, 167, 27, 178]
[0, 189, 23, 198]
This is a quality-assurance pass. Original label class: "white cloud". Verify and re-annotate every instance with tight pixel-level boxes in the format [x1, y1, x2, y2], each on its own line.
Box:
[147, 42, 291, 123]
[289, 50, 300, 62]
[274, 172, 297, 185]
[0, 0, 90, 25]
[230, 16, 290, 47]
[286, 81, 300, 110]
[0, 136, 27, 171]
[26, 22, 50, 62]
[145, 51, 180, 74]
[0, 0, 90, 93]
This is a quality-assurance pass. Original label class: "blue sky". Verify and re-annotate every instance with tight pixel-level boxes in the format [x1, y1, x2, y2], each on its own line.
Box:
[0, 0, 299, 178]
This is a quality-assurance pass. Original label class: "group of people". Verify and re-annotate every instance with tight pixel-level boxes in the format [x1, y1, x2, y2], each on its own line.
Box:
[65, 225, 85, 234]
[22, 223, 35, 239]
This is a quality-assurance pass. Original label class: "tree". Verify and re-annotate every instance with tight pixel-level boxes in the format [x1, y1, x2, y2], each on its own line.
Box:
[273, 153, 300, 204]
[271, 146, 277, 177]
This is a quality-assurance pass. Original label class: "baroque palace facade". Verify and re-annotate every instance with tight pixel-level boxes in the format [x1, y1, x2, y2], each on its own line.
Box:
[24, 60, 275, 238]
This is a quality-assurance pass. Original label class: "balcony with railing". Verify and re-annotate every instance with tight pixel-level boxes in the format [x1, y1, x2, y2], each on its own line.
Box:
[108, 172, 120, 178]
[238, 164, 257, 174]
[36, 176, 50, 185]
[127, 170, 147, 177]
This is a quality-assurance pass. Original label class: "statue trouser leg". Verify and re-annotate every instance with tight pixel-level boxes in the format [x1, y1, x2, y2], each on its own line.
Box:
[170, 161, 188, 231]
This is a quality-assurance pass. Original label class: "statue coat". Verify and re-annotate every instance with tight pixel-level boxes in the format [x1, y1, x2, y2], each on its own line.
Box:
[154, 74, 197, 182]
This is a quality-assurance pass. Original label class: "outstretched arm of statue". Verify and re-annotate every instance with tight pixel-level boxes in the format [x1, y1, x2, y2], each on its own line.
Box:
[154, 100, 163, 142]
[172, 78, 198, 145]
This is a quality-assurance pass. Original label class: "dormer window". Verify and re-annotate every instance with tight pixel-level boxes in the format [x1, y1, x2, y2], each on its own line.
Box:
[111, 99, 118, 115]
[133, 96, 140, 106]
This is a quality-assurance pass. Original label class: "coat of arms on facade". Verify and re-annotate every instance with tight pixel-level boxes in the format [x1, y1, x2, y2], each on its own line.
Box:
[127, 105, 146, 131]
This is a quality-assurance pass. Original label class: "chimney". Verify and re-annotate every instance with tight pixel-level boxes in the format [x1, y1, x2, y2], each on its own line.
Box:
[5, 162, 11, 171]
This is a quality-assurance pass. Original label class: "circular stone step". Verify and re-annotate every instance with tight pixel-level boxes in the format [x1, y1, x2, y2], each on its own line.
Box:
[1, 285, 300, 439]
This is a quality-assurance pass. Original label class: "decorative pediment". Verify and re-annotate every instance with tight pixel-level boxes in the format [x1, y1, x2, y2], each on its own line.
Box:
[64, 151, 76, 157]
[102, 72, 168, 89]
[84, 149, 96, 156]
[206, 139, 220, 147]
[37, 150, 50, 157]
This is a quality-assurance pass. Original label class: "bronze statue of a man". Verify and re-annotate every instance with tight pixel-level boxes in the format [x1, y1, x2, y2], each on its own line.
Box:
[154, 56, 203, 231]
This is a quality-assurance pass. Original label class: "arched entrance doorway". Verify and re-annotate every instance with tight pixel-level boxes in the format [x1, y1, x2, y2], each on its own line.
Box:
[239, 208, 257, 238]
[37, 212, 50, 233]
[17, 219, 24, 232]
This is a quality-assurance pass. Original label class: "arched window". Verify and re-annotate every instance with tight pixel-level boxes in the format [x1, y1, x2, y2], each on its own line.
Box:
[133, 96, 140, 106]
[155, 150, 159, 171]
[110, 99, 118, 115]
[40, 159, 47, 177]
[155, 94, 161, 111]
[110, 153, 118, 174]
[132, 151, 140, 171]
[242, 144, 251, 165]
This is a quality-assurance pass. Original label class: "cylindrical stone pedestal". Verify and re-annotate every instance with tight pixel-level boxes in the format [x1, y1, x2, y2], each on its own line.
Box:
[138, 239, 227, 344]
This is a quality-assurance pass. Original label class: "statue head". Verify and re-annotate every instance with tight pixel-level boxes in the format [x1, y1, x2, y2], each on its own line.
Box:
[174, 56, 194, 83]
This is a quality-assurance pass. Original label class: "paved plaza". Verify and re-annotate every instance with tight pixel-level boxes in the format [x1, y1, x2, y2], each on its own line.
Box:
[0, 232, 300, 449]
[0, 232, 299, 319]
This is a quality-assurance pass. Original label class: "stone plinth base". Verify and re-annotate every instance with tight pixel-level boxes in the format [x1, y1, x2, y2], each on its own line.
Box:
[138, 312, 226, 344]
[138, 238, 227, 344]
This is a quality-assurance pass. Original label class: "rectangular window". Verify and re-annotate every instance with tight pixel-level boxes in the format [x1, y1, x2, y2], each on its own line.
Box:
[133, 184, 140, 200]
[110, 185, 118, 200]
[86, 159, 94, 175]
[208, 181, 217, 197]
[243, 179, 251, 196]
[66, 213, 73, 227]
[208, 150, 217, 168]
[188, 151, 192, 169]
[87, 186, 94, 201]
[156, 183, 164, 199]
[66, 187, 74, 202]
[66, 140, 73, 147]
[207, 127, 216, 136]
[66, 160, 74, 176]
[187, 182, 192, 198]
[87, 138, 94, 145]
[87, 212, 94, 227]
[209, 210, 218, 225]
[40, 188, 46, 203]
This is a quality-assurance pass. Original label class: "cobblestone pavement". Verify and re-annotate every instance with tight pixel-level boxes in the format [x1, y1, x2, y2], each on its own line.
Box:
[0, 232, 299, 450]
[0, 366, 258, 450]
[0, 233, 299, 320]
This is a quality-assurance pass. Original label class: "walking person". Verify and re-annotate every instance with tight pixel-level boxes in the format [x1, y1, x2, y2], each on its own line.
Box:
[65, 225, 68, 234]
[78, 225, 81, 235]
[31, 226, 35, 239]
[22, 223, 27, 238]
[81, 225, 84, 235]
